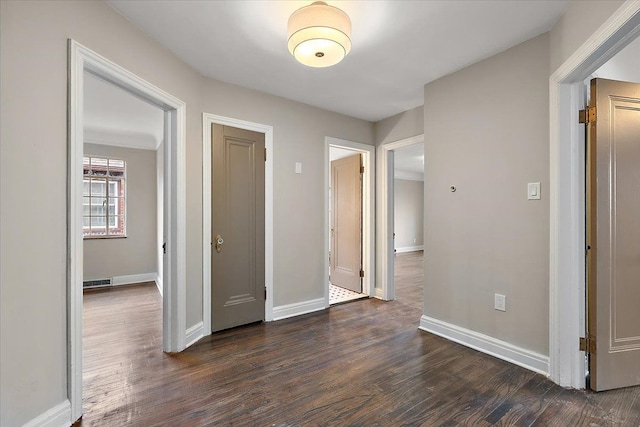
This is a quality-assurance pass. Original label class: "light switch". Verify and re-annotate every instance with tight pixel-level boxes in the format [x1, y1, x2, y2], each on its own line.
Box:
[528, 182, 541, 200]
[295, 162, 302, 174]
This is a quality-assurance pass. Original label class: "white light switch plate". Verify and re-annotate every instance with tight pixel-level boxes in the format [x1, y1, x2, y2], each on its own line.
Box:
[495, 294, 506, 312]
[295, 162, 302, 174]
[527, 182, 541, 200]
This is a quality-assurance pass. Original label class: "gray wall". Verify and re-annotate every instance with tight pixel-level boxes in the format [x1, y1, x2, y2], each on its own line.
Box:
[374, 105, 424, 146]
[0, 1, 372, 425]
[549, 0, 626, 72]
[394, 179, 424, 250]
[83, 144, 157, 281]
[423, 33, 550, 355]
[199, 82, 373, 308]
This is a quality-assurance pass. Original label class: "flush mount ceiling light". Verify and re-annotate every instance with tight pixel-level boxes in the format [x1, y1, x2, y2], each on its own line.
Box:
[287, 1, 352, 68]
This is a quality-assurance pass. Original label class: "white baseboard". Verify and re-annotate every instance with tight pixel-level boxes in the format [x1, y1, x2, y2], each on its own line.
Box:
[111, 272, 157, 286]
[272, 297, 326, 321]
[374, 287, 384, 299]
[155, 274, 163, 296]
[23, 399, 71, 427]
[185, 321, 204, 348]
[419, 315, 549, 376]
[395, 245, 424, 253]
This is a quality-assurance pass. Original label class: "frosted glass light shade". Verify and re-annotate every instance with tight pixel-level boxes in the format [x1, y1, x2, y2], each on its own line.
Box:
[287, 1, 352, 68]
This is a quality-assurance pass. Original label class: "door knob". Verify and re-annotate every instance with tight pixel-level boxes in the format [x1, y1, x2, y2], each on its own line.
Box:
[215, 235, 224, 253]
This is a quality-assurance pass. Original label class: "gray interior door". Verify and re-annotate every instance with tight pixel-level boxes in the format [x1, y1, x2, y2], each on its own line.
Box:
[586, 78, 640, 391]
[211, 124, 265, 332]
[330, 153, 362, 293]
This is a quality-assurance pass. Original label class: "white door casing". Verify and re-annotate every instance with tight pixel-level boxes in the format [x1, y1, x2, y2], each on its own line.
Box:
[68, 40, 186, 422]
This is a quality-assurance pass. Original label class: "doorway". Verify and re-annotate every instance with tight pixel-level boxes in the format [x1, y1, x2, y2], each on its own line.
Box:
[582, 37, 640, 391]
[82, 71, 164, 291]
[377, 134, 424, 301]
[392, 142, 425, 308]
[202, 113, 274, 335]
[81, 70, 166, 415]
[324, 138, 375, 307]
[583, 77, 640, 391]
[328, 147, 365, 305]
[549, 5, 640, 389]
[68, 40, 186, 422]
[210, 124, 265, 332]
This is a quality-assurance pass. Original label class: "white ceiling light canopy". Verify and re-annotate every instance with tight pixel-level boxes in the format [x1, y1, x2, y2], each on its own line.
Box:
[287, 1, 352, 68]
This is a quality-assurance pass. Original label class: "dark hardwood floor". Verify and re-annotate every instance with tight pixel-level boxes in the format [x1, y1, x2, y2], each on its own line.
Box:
[394, 250, 424, 307]
[78, 257, 640, 426]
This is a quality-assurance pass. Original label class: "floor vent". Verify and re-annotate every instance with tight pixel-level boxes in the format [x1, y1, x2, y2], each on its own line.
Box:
[83, 278, 112, 289]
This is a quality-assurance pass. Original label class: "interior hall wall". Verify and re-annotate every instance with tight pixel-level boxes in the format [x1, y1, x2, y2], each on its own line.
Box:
[374, 105, 424, 147]
[422, 33, 550, 355]
[549, 0, 626, 72]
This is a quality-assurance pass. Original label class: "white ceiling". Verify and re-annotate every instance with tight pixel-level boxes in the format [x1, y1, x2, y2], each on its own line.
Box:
[107, 0, 569, 122]
[84, 72, 164, 150]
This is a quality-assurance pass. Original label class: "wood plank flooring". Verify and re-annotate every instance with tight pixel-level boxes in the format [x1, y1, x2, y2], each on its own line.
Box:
[77, 254, 640, 426]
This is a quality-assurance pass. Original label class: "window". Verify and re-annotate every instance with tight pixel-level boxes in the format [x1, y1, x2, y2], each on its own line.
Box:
[83, 156, 126, 238]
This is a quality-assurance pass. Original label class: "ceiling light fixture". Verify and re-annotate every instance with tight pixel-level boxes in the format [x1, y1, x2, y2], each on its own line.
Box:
[287, 1, 352, 68]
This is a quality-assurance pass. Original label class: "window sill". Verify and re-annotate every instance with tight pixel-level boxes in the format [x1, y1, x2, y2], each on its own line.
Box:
[83, 235, 127, 240]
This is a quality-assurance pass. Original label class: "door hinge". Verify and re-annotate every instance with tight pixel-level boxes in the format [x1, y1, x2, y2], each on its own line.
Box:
[578, 107, 596, 124]
[264, 286, 267, 300]
[162, 242, 166, 254]
[579, 336, 596, 353]
[264, 147, 267, 162]
[360, 165, 365, 174]
[359, 269, 364, 278]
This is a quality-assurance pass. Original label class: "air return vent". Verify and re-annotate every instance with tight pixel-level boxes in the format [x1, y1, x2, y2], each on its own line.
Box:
[83, 278, 112, 289]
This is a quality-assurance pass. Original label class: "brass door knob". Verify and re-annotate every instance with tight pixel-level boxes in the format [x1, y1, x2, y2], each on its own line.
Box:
[215, 235, 224, 253]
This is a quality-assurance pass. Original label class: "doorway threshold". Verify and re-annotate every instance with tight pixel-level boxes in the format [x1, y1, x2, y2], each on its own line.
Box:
[329, 284, 367, 306]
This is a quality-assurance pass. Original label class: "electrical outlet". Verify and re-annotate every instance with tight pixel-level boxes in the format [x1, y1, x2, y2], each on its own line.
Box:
[413, 238, 417, 243]
[494, 294, 506, 312]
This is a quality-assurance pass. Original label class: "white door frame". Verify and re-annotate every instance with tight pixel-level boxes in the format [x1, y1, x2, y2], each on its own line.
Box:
[325, 137, 375, 305]
[68, 40, 187, 421]
[377, 134, 424, 301]
[549, 2, 640, 388]
[202, 113, 274, 334]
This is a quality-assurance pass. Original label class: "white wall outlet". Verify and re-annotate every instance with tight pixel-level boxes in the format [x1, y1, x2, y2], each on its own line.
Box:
[494, 294, 506, 312]
[295, 162, 302, 174]
[413, 238, 417, 243]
